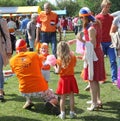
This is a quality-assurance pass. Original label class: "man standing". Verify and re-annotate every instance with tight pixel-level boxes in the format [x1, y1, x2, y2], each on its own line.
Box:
[0, 17, 12, 101]
[96, 0, 117, 85]
[36, 2, 61, 56]
[27, 13, 38, 51]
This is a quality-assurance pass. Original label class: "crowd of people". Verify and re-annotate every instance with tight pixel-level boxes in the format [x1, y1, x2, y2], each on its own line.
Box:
[0, 0, 120, 120]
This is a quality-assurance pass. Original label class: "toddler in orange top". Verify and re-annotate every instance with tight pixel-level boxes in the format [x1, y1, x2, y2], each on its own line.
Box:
[37, 42, 51, 82]
[54, 41, 79, 119]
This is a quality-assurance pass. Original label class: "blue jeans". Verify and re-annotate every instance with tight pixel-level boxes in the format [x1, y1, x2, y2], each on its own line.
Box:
[0, 54, 4, 90]
[40, 32, 57, 56]
[101, 42, 117, 82]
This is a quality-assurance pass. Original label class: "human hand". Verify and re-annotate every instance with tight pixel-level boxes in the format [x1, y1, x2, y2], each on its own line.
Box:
[28, 36, 32, 40]
[7, 53, 12, 58]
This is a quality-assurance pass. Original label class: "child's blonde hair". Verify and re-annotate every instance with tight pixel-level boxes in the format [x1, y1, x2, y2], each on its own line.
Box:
[101, 0, 111, 9]
[57, 41, 71, 68]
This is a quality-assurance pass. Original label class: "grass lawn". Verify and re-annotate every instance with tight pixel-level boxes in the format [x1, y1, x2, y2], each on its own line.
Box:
[0, 32, 120, 121]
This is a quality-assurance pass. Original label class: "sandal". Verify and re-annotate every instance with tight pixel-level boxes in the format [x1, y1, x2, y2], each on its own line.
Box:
[23, 102, 34, 109]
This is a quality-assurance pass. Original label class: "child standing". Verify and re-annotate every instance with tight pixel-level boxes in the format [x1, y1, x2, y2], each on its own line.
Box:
[54, 41, 79, 119]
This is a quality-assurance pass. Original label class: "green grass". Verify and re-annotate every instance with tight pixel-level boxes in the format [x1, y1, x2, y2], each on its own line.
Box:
[0, 32, 120, 121]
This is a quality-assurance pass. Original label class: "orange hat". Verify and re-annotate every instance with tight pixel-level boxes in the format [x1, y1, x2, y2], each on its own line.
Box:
[16, 39, 27, 50]
[41, 43, 48, 49]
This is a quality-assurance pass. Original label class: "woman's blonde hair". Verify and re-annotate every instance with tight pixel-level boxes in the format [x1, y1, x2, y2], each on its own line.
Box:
[57, 41, 71, 68]
[101, 0, 111, 9]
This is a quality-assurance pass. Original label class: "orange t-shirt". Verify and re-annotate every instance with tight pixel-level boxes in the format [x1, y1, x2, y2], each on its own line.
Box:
[58, 54, 77, 77]
[10, 52, 48, 93]
[39, 54, 50, 70]
[37, 11, 58, 32]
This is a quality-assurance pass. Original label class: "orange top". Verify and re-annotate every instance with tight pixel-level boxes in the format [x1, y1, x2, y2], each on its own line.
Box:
[37, 11, 58, 32]
[10, 52, 48, 93]
[39, 54, 50, 70]
[58, 54, 77, 77]
[9, 28, 15, 33]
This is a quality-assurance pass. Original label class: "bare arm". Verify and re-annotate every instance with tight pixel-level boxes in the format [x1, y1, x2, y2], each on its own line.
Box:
[88, 27, 96, 48]
[110, 24, 118, 35]
[36, 27, 40, 43]
[57, 26, 62, 41]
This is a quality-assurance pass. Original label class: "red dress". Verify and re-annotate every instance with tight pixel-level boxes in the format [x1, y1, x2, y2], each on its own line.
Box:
[56, 54, 79, 95]
[83, 24, 106, 81]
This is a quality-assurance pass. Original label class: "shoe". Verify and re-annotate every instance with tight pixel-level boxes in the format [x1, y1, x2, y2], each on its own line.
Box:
[84, 85, 90, 91]
[99, 81, 105, 84]
[58, 113, 65, 120]
[23, 102, 34, 109]
[97, 103, 103, 109]
[87, 104, 99, 111]
[0, 95, 5, 102]
[86, 100, 92, 104]
[45, 102, 53, 111]
[112, 81, 117, 85]
[86, 100, 103, 108]
[70, 112, 77, 118]
[51, 105, 60, 115]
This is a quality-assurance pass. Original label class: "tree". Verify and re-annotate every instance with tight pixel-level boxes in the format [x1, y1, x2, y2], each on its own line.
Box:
[55, 0, 80, 16]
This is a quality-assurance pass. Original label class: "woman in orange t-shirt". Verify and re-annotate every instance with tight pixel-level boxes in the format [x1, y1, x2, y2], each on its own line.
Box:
[54, 41, 79, 119]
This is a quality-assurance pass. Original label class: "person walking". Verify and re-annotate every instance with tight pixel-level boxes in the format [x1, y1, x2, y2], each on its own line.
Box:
[0, 17, 12, 101]
[36, 2, 61, 56]
[110, 15, 120, 87]
[96, 0, 117, 85]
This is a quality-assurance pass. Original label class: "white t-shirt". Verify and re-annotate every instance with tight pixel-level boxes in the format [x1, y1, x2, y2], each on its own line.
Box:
[113, 16, 120, 32]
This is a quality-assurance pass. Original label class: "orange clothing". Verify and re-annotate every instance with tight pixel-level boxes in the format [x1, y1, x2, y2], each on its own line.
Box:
[9, 28, 15, 33]
[39, 54, 50, 70]
[37, 11, 58, 32]
[58, 54, 77, 77]
[10, 52, 48, 93]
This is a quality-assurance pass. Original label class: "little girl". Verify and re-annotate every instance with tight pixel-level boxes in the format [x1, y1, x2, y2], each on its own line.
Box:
[54, 41, 79, 119]
[37, 43, 50, 82]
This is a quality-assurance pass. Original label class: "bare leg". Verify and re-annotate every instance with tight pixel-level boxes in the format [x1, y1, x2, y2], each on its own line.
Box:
[60, 94, 66, 112]
[90, 81, 97, 104]
[96, 81, 102, 104]
[69, 92, 74, 112]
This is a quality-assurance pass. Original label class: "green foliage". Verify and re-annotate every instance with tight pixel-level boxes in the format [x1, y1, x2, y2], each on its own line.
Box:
[0, 0, 26, 6]
[83, 0, 102, 14]
[110, 0, 120, 13]
[55, 0, 80, 16]
[0, 0, 120, 16]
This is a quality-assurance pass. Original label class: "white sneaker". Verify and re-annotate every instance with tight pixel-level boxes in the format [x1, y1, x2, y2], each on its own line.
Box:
[70, 112, 77, 118]
[58, 113, 65, 120]
[86, 100, 92, 104]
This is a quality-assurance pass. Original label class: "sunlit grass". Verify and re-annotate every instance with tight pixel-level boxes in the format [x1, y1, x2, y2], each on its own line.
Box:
[1, 32, 120, 121]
